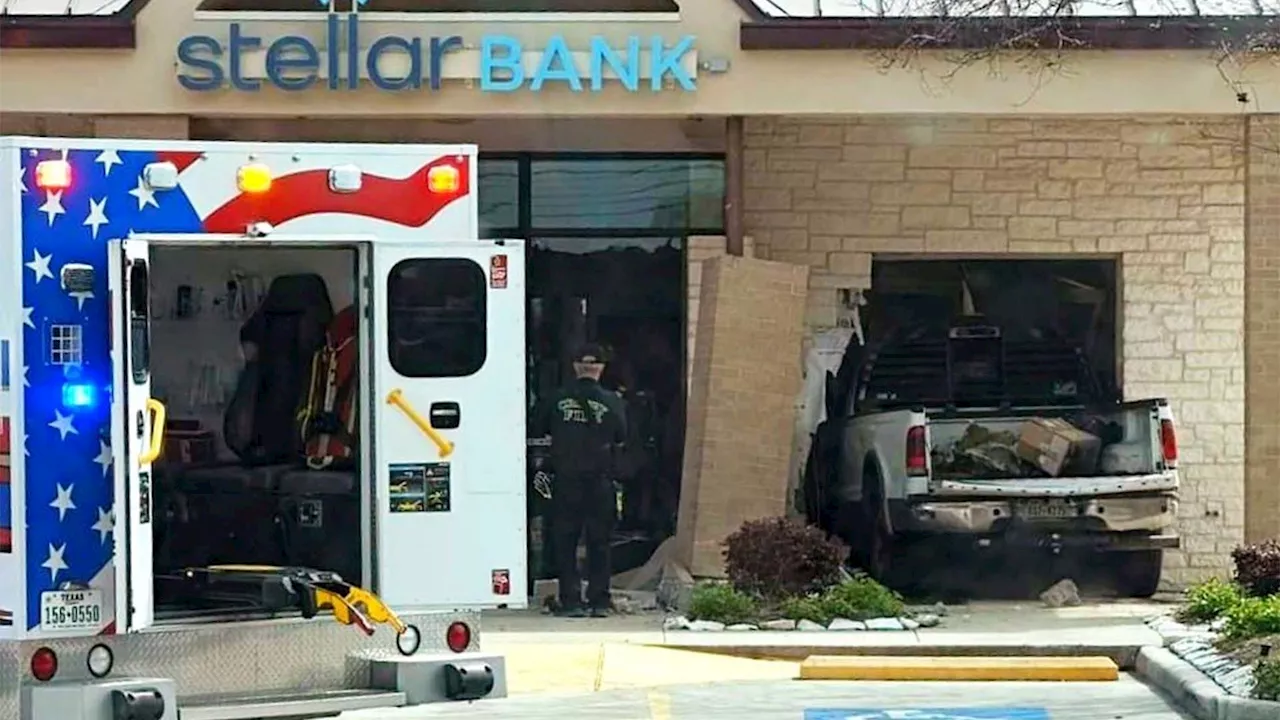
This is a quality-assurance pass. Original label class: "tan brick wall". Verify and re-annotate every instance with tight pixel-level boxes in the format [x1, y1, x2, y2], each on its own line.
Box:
[743, 116, 1247, 585]
[1246, 115, 1280, 543]
[686, 236, 755, 387]
[675, 255, 809, 576]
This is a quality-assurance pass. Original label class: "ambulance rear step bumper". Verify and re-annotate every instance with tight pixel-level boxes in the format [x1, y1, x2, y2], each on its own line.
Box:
[179, 689, 406, 720]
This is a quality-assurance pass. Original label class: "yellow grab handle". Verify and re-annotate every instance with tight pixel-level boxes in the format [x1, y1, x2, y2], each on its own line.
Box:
[386, 389, 454, 458]
[137, 398, 167, 466]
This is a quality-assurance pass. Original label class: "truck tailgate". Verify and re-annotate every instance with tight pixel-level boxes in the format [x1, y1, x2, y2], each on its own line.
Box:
[934, 473, 1177, 498]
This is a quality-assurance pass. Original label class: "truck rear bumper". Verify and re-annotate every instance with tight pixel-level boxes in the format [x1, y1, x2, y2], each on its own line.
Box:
[895, 493, 1178, 541]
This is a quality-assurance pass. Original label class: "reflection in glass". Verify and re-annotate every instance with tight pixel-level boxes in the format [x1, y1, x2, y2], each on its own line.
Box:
[530, 159, 723, 231]
[478, 159, 519, 233]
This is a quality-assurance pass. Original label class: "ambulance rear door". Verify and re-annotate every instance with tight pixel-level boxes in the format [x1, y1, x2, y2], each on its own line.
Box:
[108, 238, 162, 632]
[372, 239, 526, 609]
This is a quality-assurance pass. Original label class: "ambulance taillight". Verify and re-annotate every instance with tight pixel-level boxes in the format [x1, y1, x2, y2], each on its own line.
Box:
[427, 161, 461, 194]
[35, 159, 72, 191]
[30, 647, 58, 682]
[236, 163, 273, 194]
[445, 621, 471, 653]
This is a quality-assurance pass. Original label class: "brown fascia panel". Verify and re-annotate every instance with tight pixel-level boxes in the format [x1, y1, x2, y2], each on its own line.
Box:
[1, 0, 149, 49]
[739, 16, 1280, 51]
[196, 0, 680, 11]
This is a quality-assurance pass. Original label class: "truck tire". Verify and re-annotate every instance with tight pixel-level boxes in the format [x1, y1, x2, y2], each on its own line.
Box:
[860, 468, 896, 585]
[1111, 550, 1163, 598]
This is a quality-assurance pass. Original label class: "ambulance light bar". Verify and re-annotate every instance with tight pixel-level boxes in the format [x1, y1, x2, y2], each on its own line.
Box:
[35, 159, 72, 190]
[237, 163, 273, 194]
[143, 162, 180, 191]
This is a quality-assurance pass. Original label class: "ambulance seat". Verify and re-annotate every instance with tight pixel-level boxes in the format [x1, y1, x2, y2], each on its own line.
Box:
[276, 469, 360, 583]
[172, 274, 334, 570]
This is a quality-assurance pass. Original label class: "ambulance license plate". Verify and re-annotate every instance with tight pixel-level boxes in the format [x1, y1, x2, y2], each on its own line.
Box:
[40, 589, 103, 631]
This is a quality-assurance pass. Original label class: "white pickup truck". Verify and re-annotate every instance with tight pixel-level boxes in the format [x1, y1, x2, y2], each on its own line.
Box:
[810, 323, 1180, 598]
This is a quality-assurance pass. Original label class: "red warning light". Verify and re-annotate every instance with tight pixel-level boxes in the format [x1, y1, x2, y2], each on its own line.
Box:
[35, 160, 72, 190]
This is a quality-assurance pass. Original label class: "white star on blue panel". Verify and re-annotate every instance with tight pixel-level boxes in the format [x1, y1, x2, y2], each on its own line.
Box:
[49, 410, 78, 441]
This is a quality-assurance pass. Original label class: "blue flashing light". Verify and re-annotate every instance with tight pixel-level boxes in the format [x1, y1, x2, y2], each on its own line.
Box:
[62, 383, 98, 409]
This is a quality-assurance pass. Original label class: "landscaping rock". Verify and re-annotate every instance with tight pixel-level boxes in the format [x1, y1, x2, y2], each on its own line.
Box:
[796, 619, 826, 631]
[914, 613, 942, 628]
[828, 618, 867, 631]
[688, 619, 726, 632]
[1149, 611, 1258, 698]
[900, 617, 921, 630]
[726, 623, 759, 631]
[662, 615, 691, 631]
[761, 619, 797, 631]
[865, 617, 906, 631]
[1039, 578, 1082, 608]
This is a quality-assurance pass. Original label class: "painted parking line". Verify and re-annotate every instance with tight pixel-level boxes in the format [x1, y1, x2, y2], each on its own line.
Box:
[804, 710, 1050, 720]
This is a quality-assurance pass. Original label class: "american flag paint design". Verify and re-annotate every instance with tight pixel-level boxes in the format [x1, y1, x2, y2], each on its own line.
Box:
[17, 144, 471, 633]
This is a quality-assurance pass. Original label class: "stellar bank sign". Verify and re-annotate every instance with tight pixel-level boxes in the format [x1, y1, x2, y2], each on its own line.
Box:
[176, 13, 697, 93]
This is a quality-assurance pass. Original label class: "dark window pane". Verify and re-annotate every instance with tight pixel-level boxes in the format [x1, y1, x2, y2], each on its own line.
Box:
[530, 159, 724, 231]
[478, 159, 519, 234]
[128, 260, 150, 383]
[387, 259, 487, 378]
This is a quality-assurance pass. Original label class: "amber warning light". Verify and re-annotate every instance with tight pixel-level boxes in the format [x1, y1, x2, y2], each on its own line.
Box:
[236, 163, 273, 194]
[35, 160, 72, 190]
[427, 163, 461, 194]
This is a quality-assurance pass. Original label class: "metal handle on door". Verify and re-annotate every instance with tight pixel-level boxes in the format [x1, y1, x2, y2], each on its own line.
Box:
[386, 389, 454, 459]
[137, 398, 167, 466]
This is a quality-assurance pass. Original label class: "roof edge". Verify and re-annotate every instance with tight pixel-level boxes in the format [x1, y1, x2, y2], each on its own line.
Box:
[740, 16, 1280, 51]
[0, 0, 150, 49]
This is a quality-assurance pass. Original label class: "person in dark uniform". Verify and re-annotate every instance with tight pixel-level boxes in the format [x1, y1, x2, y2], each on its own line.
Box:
[532, 343, 627, 618]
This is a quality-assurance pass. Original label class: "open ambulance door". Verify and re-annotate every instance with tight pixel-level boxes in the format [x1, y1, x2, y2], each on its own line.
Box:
[108, 238, 163, 632]
[371, 240, 527, 609]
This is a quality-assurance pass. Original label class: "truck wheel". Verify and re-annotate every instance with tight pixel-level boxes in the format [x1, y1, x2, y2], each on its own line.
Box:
[861, 473, 895, 585]
[1111, 550, 1163, 598]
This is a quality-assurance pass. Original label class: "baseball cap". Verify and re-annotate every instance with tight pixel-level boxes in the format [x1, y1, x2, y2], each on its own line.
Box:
[572, 343, 606, 364]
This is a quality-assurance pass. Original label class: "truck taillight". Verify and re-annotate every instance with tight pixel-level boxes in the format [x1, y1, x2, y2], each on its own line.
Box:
[446, 621, 471, 653]
[905, 425, 927, 476]
[1160, 418, 1178, 467]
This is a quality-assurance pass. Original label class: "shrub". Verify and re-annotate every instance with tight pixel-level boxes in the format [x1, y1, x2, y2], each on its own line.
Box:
[779, 576, 904, 626]
[1232, 539, 1280, 597]
[1254, 657, 1280, 702]
[819, 574, 905, 621]
[779, 595, 832, 626]
[723, 516, 846, 599]
[1222, 595, 1280, 640]
[1177, 577, 1244, 624]
[687, 582, 759, 625]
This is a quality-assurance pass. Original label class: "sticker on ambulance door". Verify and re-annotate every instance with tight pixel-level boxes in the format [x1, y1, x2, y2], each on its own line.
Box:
[490, 255, 508, 289]
[491, 569, 511, 596]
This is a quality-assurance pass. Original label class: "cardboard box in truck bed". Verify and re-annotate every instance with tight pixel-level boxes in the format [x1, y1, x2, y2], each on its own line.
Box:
[1015, 418, 1102, 477]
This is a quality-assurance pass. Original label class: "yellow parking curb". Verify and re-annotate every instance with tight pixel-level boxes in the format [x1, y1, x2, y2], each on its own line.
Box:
[798, 655, 1120, 682]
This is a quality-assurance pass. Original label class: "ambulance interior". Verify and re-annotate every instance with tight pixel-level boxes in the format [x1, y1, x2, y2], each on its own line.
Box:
[147, 245, 365, 621]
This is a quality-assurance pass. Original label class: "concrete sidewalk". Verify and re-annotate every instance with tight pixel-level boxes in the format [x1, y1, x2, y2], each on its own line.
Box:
[483, 599, 1171, 669]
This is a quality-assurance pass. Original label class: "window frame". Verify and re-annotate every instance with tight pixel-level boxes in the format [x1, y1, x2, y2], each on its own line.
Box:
[386, 257, 489, 379]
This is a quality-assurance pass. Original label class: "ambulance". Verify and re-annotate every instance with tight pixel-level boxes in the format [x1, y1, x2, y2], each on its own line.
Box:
[0, 136, 527, 720]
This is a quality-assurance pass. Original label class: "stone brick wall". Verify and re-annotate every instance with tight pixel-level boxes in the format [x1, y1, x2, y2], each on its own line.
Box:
[743, 116, 1248, 585]
[1245, 115, 1280, 544]
[675, 255, 809, 576]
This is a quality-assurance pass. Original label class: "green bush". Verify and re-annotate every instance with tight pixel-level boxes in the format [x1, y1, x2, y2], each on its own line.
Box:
[779, 575, 904, 626]
[820, 574, 905, 621]
[1178, 578, 1245, 624]
[1254, 657, 1280, 702]
[779, 595, 832, 626]
[687, 582, 759, 625]
[1222, 595, 1280, 640]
